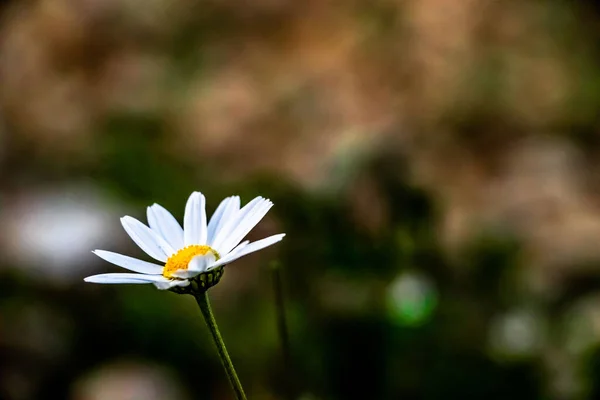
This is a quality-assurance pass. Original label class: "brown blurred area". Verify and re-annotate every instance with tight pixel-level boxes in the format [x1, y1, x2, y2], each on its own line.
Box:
[1, 0, 600, 399]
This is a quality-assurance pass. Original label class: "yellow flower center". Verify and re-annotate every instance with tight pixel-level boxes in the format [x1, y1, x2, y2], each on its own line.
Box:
[163, 245, 220, 279]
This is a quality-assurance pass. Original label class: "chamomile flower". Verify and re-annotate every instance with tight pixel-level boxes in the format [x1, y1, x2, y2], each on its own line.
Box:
[84, 192, 285, 291]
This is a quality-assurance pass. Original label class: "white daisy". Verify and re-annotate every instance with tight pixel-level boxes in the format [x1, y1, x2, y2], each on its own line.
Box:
[84, 192, 285, 290]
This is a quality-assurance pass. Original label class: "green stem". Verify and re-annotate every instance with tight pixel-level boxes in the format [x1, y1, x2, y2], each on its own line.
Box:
[195, 292, 247, 400]
[270, 262, 294, 400]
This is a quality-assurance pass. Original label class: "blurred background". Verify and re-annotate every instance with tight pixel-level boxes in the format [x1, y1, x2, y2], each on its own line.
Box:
[1, 0, 600, 399]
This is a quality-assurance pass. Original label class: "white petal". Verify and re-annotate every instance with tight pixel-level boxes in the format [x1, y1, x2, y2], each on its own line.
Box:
[170, 270, 199, 279]
[121, 216, 175, 262]
[188, 253, 216, 273]
[207, 196, 240, 245]
[229, 240, 249, 256]
[211, 197, 267, 253]
[147, 203, 184, 249]
[93, 250, 164, 274]
[84, 273, 171, 284]
[85, 277, 151, 285]
[210, 197, 263, 250]
[217, 198, 274, 255]
[153, 279, 190, 290]
[211, 233, 285, 269]
[166, 253, 217, 279]
[171, 252, 216, 278]
[184, 192, 208, 246]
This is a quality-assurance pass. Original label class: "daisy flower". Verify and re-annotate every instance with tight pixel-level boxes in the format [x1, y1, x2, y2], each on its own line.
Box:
[84, 192, 285, 291]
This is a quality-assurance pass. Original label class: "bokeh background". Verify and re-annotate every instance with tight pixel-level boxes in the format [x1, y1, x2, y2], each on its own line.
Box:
[1, 0, 600, 399]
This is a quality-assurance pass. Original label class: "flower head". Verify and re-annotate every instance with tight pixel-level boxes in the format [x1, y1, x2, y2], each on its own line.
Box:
[84, 192, 285, 291]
